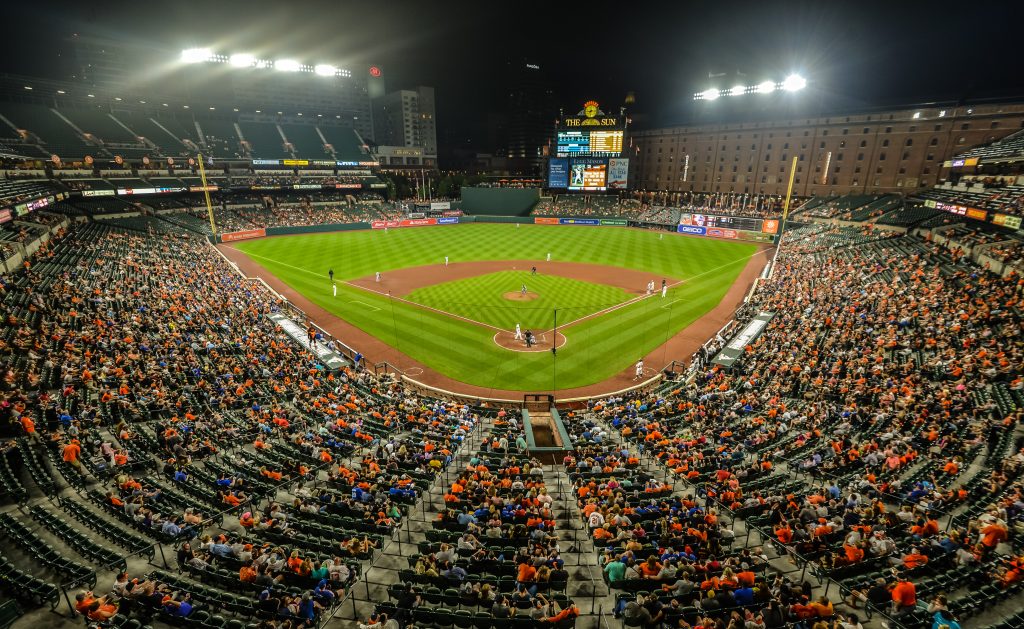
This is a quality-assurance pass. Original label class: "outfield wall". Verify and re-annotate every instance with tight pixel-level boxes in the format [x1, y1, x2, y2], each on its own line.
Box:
[460, 187, 540, 216]
[212, 213, 777, 243]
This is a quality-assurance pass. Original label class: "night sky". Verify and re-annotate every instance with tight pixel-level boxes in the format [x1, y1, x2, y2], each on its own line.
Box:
[4, 0, 1021, 152]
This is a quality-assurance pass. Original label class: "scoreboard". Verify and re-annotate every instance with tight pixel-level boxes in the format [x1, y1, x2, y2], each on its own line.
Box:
[556, 130, 623, 157]
[679, 213, 778, 233]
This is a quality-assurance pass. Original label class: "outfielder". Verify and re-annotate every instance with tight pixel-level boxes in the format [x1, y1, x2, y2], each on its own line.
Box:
[514, 323, 523, 340]
[546, 252, 551, 262]
[332, 283, 337, 297]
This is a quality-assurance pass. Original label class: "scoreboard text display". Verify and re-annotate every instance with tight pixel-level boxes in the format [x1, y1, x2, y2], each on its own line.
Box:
[556, 130, 623, 157]
[679, 213, 773, 233]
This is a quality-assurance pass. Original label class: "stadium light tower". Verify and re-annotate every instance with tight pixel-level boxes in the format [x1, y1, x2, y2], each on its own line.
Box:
[229, 53, 255, 68]
[694, 73, 806, 101]
[181, 48, 212, 64]
[781, 74, 807, 92]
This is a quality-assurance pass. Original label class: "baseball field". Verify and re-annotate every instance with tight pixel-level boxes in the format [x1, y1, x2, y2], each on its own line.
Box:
[229, 223, 762, 392]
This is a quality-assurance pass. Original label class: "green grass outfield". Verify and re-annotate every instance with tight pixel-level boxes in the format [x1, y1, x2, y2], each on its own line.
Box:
[234, 223, 759, 391]
[406, 270, 634, 330]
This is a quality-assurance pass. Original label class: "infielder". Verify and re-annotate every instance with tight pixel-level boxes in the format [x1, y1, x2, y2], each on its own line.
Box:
[546, 252, 551, 262]
[375, 272, 381, 283]
[514, 323, 523, 340]
[444, 256, 449, 266]
[521, 284, 528, 296]
[646, 280, 654, 295]
[634, 359, 644, 380]
[661, 282, 667, 298]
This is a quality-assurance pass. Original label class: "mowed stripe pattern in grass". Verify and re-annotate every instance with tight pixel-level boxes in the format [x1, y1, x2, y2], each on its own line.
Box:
[235, 224, 759, 390]
[406, 271, 632, 330]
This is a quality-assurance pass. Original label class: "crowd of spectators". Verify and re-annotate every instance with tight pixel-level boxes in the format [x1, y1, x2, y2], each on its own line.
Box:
[586, 223, 1022, 627]
[0, 214, 489, 626]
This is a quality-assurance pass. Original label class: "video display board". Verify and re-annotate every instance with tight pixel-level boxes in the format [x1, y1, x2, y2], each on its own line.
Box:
[607, 158, 629, 189]
[568, 158, 608, 191]
[678, 213, 772, 233]
[548, 158, 570, 188]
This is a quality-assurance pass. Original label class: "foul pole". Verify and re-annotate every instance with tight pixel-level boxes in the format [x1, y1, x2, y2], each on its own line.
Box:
[768, 155, 799, 279]
[197, 154, 217, 236]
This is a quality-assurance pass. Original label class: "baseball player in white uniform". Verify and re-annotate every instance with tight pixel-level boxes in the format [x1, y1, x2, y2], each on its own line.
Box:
[546, 252, 551, 261]
[445, 256, 449, 266]
[332, 283, 337, 297]
[661, 282, 668, 298]
[634, 359, 644, 380]
[375, 272, 381, 283]
[514, 323, 523, 340]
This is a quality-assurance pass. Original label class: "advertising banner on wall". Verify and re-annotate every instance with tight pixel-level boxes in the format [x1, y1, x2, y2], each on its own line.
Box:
[430, 201, 451, 211]
[221, 229, 267, 242]
[993, 214, 1023, 230]
[370, 218, 440, 229]
[548, 158, 569, 188]
[559, 218, 601, 225]
[600, 219, 628, 226]
[0, 209, 11, 224]
[534, 217, 560, 225]
[677, 225, 707, 236]
[706, 228, 738, 239]
[437, 217, 460, 224]
[607, 158, 629, 190]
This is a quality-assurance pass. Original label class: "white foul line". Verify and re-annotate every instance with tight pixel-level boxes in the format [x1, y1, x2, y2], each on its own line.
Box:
[238, 249, 504, 332]
[550, 248, 770, 330]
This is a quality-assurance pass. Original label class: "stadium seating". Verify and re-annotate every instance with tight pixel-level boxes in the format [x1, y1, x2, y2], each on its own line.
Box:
[238, 121, 290, 159]
[0, 102, 100, 158]
[1, 161, 1024, 629]
[954, 128, 1024, 162]
[279, 122, 330, 158]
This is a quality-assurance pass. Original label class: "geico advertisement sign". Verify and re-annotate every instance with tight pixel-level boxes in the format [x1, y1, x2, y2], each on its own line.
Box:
[676, 225, 707, 236]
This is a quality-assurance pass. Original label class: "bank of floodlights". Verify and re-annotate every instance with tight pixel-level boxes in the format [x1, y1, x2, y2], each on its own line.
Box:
[694, 74, 806, 101]
[180, 47, 352, 78]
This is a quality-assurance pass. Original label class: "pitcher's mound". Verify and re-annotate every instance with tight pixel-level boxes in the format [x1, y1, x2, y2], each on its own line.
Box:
[494, 330, 567, 353]
[503, 291, 539, 302]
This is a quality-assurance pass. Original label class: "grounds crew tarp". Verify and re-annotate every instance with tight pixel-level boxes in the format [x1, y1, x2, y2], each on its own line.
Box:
[269, 312, 349, 372]
[711, 312, 775, 368]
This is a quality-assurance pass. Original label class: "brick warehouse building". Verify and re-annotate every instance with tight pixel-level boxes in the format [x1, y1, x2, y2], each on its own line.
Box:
[631, 101, 1024, 197]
